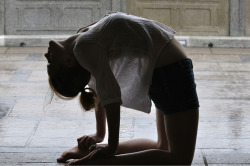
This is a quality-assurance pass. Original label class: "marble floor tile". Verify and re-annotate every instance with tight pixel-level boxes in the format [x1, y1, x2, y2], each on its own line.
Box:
[198, 121, 250, 139]
[25, 53, 43, 61]
[40, 55, 47, 61]
[233, 71, 250, 83]
[195, 71, 236, 83]
[0, 53, 28, 61]
[185, 47, 212, 55]
[29, 120, 96, 147]
[189, 54, 242, 63]
[235, 84, 250, 98]
[203, 149, 250, 164]
[0, 70, 15, 81]
[193, 62, 221, 71]
[0, 82, 49, 97]
[29, 119, 134, 147]
[133, 118, 157, 140]
[0, 61, 46, 70]
[199, 99, 250, 118]
[211, 48, 250, 55]
[0, 47, 7, 53]
[0, 120, 36, 146]
[28, 70, 48, 82]
[240, 55, 250, 62]
[196, 138, 250, 149]
[120, 106, 156, 118]
[208, 164, 250, 166]
[6, 47, 47, 54]
[192, 149, 205, 164]
[219, 63, 250, 72]
[197, 83, 238, 99]
[0, 97, 15, 118]
[0, 152, 61, 164]
[10, 69, 32, 82]
[0, 47, 250, 165]
[8, 98, 46, 118]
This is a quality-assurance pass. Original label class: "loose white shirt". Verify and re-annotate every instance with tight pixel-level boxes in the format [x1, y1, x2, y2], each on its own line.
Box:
[73, 12, 175, 113]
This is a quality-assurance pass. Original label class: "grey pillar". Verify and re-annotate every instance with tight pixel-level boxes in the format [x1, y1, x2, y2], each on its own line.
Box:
[112, 0, 126, 12]
[0, 0, 4, 35]
[230, 0, 246, 36]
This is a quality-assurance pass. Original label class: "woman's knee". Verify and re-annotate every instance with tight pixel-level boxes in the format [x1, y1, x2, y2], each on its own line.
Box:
[155, 151, 192, 165]
[158, 151, 193, 165]
[157, 141, 169, 151]
[172, 151, 194, 165]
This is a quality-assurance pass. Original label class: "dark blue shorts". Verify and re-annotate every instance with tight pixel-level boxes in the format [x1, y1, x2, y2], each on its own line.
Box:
[149, 58, 199, 115]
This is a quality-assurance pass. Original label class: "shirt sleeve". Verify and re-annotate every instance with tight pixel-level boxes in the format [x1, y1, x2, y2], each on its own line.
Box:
[73, 41, 122, 106]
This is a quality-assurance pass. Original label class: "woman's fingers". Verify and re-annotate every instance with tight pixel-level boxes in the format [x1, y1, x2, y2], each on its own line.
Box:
[57, 146, 90, 163]
[66, 153, 93, 165]
[84, 137, 91, 147]
[57, 157, 67, 163]
[79, 136, 94, 149]
[77, 134, 102, 150]
[57, 151, 77, 163]
[77, 135, 87, 145]
[78, 136, 88, 149]
[85, 137, 95, 148]
[77, 136, 85, 143]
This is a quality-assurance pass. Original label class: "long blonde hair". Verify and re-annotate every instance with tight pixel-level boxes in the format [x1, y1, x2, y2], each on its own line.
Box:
[47, 62, 96, 111]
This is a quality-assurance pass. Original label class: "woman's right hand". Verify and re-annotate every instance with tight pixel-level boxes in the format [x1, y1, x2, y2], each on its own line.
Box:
[77, 134, 104, 150]
[57, 146, 89, 163]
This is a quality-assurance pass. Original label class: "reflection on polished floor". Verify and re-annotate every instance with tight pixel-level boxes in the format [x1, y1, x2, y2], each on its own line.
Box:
[0, 46, 250, 165]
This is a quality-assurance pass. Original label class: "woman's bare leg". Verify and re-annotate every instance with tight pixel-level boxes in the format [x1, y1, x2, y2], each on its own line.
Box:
[59, 109, 167, 162]
[156, 108, 169, 151]
[164, 108, 199, 164]
[117, 109, 169, 154]
[68, 108, 199, 165]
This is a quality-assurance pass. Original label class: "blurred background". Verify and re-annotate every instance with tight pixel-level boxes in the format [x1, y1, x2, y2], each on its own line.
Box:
[0, 0, 249, 47]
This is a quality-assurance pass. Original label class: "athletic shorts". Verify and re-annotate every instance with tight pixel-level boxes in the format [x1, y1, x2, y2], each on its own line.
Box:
[148, 58, 199, 115]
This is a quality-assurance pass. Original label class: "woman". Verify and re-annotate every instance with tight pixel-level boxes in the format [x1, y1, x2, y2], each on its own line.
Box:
[45, 12, 199, 165]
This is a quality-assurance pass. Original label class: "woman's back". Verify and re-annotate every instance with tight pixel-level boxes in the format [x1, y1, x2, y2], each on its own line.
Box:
[74, 12, 179, 113]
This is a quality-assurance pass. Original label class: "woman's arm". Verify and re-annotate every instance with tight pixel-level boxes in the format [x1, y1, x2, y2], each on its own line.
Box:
[78, 99, 106, 149]
[95, 100, 106, 139]
[104, 103, 120, 154]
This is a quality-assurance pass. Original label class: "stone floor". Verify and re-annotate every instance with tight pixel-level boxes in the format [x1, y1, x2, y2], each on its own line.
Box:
[0, 46, 250, 165]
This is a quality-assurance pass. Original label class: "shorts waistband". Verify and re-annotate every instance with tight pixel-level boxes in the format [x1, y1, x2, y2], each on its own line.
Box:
[154, 58, 193, 72]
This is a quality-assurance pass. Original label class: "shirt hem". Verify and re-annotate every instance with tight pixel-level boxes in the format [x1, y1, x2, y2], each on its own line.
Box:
[102, 98, 122, 107]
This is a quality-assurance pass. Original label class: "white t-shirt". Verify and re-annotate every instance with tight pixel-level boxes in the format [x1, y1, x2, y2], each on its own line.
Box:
[73, 12, 175, 113]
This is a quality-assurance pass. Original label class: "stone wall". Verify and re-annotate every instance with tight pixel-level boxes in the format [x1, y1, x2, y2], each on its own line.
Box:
[0, 0, 4, 36]
[0, 0, 249, 47]
[127, 0, 229, 36]
[246, 0, 250, 36]
[3, 0, 125, 35]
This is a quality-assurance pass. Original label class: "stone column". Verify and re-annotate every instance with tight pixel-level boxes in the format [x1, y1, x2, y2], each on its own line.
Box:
[230, 0, 246, 36]
[0, 0, 4, 35]
[111, 0, 126, 12]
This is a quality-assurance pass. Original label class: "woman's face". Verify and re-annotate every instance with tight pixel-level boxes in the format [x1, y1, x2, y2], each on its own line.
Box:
[45, 40, 68, 68]
[44, 40, 69, 80]
[44, 34, 80, 68]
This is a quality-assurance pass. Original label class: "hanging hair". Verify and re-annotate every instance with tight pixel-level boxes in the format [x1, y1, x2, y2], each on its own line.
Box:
[80, 88, 97, 111]
[47, 61, 96, 111]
